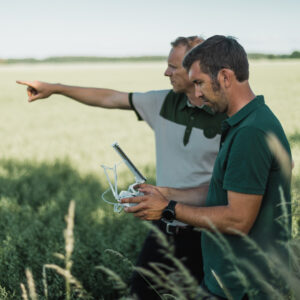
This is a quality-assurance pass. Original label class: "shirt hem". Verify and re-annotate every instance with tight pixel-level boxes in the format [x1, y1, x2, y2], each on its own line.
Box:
[223, 183, 265, 195]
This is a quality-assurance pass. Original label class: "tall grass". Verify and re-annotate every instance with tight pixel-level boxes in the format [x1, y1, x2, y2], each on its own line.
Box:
[20, 201, 298, 300]
[0, 160, 298, 299]
[0, 159, 152, 299]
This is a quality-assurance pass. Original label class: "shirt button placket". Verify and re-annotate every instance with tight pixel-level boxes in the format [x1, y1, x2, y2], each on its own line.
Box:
[183, 114, 195, 146]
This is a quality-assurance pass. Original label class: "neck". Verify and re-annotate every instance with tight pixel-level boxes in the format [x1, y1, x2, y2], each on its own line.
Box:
[226, 81, 256, 117]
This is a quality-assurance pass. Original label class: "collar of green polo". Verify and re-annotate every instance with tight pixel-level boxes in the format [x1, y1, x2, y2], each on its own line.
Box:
[224, 95, 265, 128]
[179, 96, 215, 115]
[186, 100, 205, 109]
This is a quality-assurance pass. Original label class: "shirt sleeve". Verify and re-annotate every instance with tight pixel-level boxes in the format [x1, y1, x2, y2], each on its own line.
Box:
[223, 126, 273, 194]
[130, 90, 170, 129]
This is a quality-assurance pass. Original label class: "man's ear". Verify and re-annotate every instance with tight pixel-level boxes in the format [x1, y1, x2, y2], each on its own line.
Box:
[218, 69, 234, 88]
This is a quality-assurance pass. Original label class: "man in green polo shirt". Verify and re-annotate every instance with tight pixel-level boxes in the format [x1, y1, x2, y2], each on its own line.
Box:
[123, 35, 292, 299]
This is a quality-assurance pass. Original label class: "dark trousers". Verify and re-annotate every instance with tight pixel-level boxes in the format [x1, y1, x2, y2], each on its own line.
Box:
[130, 222, 203, 300]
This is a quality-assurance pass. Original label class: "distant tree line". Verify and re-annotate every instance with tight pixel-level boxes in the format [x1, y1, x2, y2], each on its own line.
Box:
[248, 51, 300, 59]
[0, 51, 300, 64]
[0, 56, 166, 64]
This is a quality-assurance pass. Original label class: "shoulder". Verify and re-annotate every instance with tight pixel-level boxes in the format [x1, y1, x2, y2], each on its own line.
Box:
[160, 90, 186, 111]
[232, 126, 268, 149]
[236, 104, 290, 152]
[132, 89, 171, 102]
[241, 103, 281, 132]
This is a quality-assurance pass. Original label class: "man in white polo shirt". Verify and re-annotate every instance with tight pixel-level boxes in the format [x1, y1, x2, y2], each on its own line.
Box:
[17, 36, 226, 299]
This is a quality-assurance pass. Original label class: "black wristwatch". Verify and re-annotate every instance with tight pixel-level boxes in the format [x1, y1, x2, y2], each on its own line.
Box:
[162, 200, 177, 221]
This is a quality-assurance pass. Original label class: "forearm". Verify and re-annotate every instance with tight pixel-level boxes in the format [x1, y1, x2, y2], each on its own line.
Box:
[175, 204, 245, 234]
[53, 84, 130, 109]
[157, 183, 209, 206]
[126, 187, 262, 234]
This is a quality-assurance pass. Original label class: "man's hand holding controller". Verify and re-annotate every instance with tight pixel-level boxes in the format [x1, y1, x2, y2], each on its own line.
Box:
[121, 184, 169, 220]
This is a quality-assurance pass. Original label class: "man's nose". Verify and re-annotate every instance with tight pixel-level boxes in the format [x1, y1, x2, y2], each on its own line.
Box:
[164, 67, 172, 77]
[195, 85, 203, 98]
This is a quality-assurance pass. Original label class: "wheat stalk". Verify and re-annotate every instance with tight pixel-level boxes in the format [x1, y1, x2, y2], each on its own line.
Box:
[20, 283, 29, 300]
[64, 200, 75, 300]
[25, 268, 38, 300]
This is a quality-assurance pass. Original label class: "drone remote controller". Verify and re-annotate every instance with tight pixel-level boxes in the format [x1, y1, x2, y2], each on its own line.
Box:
[101, 143, 146, 211]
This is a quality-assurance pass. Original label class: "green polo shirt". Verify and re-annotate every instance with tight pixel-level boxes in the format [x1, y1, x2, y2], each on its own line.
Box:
[202, 96, 292, 299]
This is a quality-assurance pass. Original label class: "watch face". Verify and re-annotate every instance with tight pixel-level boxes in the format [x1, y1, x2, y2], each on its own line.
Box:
[162, 209, 175, 221]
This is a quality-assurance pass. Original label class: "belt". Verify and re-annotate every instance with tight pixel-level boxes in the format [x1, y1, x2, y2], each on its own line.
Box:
[159, 218, 194, 236]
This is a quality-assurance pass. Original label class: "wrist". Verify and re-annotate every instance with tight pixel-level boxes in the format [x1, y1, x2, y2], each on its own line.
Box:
[53, 83, 64, 95]
[156, 186, 170, 199]
[162, 187, 172, 199]
[165, 187, 172, 200]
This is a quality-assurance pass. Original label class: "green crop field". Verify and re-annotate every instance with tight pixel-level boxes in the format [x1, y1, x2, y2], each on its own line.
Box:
[0, 60, 300, 299]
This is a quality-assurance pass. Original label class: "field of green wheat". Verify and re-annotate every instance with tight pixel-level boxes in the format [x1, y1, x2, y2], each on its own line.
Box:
[0, 60, 300, 299]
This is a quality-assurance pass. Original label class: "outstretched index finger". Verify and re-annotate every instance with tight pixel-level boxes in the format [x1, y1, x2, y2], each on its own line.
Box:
[16, 80, 33, 87]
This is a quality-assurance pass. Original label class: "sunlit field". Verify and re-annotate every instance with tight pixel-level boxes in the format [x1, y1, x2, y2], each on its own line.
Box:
[1, 60, 300, 175]
[1, 60, 300, 178]
[0, 60, 300, 299]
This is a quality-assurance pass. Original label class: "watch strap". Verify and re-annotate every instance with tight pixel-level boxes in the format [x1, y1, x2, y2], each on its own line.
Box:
[164, 200, 177, 219]
[167, 200, 177, 215]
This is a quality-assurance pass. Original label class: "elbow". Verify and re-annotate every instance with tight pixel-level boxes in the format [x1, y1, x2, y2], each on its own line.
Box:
[225, 218, 252, 235]
[233, 224, 251, 235]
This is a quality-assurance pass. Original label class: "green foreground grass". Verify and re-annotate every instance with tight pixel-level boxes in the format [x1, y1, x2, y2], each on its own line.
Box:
[0, 61, 300, 299]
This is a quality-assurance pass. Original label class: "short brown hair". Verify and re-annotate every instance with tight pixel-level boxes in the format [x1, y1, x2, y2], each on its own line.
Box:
[171, 36, 205, 52]
[183, 35, 249, 82]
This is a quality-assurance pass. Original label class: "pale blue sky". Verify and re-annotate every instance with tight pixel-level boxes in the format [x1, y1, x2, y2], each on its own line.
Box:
[1, 0, 299, 58]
